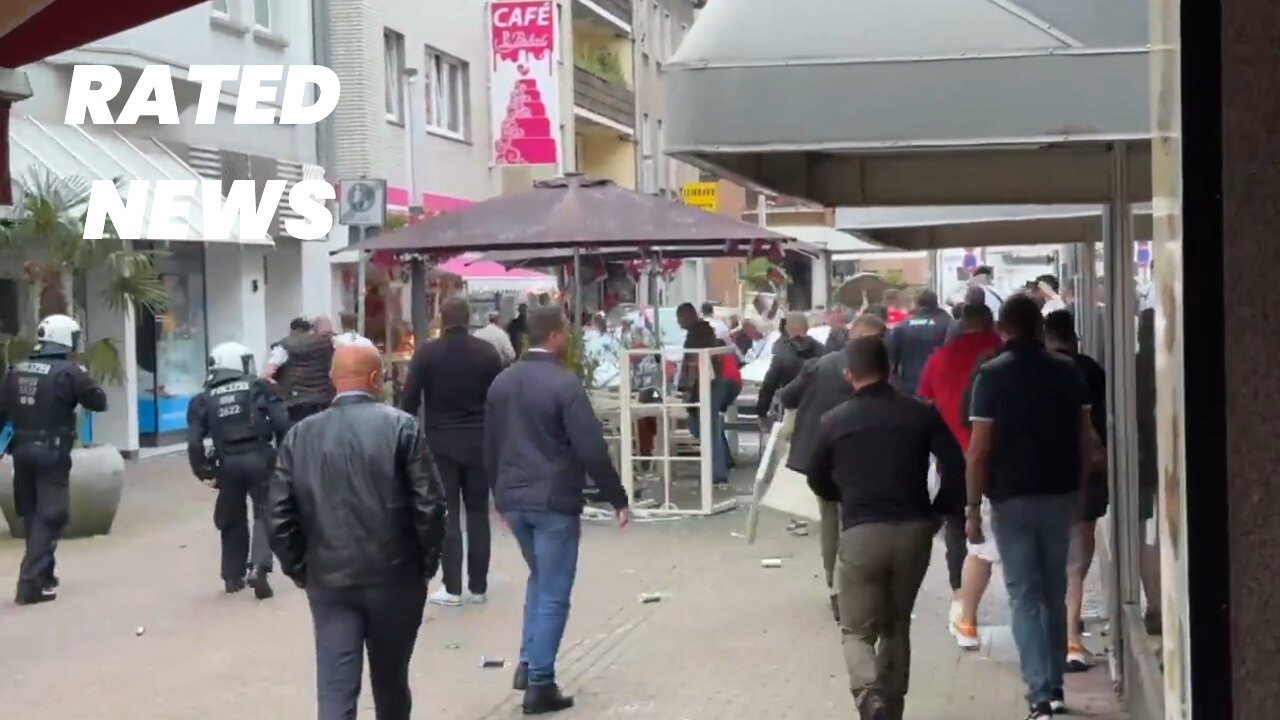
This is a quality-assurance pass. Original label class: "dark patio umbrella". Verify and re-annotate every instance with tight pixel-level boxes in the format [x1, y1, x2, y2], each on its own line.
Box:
[477, 240, 821, 269]
[344, 174, 795, 254]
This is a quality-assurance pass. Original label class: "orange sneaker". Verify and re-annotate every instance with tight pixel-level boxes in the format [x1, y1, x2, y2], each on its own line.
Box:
[950, 620, 980, 650]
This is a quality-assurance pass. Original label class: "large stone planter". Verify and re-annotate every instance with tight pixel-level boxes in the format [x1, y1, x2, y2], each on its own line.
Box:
[0, 445, 126, 539]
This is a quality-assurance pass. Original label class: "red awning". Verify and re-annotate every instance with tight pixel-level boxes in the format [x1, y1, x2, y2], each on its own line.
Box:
[0, 0, 206, 67]
[0, 0, 205, 204]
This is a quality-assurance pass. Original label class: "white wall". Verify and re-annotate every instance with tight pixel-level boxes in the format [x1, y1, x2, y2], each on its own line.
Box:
[16, 0, 317, 165]
[205, 244, 269, 368]
[381, 0, 497, 202]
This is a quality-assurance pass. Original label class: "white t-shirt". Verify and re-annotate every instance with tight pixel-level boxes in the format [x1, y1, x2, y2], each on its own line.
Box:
[268, 332, 369, 368]
[706, 317, 731, 341]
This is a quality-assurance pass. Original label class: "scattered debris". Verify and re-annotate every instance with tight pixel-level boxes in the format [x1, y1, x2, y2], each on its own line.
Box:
[480, 657, 508, 669]
[135, 626, 145, 637]
[639, 592, 665, 604]
[785, 519, 808, 532]
[788, 525, 810, 537]
[729, 532, 745, 539]
[445, 642, 461, 650]
[761, 558, 783, 569]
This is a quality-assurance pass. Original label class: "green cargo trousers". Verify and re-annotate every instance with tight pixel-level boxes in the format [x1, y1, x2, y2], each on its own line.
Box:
[836, 519, 935, 719]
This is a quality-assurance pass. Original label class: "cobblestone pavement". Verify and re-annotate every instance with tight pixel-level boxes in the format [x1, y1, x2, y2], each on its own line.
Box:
[0, 456, 1126, 719]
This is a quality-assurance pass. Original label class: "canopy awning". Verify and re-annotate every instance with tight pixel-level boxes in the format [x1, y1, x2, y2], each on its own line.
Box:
[835, 204, 1154, 250]
[0, 0, 207, 205]
[662, 0, 1152, 206]
[766, 225, 888, 254]
[7, 115, 272, 245]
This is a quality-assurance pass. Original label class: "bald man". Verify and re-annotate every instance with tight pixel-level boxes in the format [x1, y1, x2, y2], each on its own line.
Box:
[269, 344, 446, 720]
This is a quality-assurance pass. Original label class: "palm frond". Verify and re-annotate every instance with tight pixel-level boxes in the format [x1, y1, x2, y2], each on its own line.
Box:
[98, 251, 169, 314]
[77, 339, 124, 385]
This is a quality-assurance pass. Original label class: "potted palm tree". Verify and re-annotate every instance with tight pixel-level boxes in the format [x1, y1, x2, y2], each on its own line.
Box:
[0, 170, 169, 539]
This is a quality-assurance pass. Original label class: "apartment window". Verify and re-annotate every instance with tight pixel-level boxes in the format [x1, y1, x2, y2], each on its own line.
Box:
[211, 0, 229, 15]
[663, 12, 672, 59]
[652, 5, 663, 60]
[637, 0, 650, 52]
[640, 114, 655, 193]
[253, 0, 272, 29]
[425, 48, 469, 138]
[384, 30, 406, 122]
[656, 119, 666, 190]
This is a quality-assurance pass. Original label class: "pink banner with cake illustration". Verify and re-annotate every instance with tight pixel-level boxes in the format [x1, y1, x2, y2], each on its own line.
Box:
[489, 0, 561, 167]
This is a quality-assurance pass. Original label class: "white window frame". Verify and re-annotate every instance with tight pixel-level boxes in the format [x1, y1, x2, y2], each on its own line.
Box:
[425, 48, 470, 140]
[656, 118, 666, 190]
[652, 4, 663, 60]
[253, 0, 272, 30]
[384, 30, 406, 123]
[211, 0, 230, 17]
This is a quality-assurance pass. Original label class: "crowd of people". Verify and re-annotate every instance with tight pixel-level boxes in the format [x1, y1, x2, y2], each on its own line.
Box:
[4, 268, 1110, 719]
[777, 270, 1107, 720]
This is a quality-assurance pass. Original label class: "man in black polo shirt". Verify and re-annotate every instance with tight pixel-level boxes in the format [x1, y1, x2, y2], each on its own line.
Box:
[807, 336, 965, 720]
[966, 295, 1095, 720]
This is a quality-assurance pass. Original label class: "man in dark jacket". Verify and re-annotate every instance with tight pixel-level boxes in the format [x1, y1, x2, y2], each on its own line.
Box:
[824, 308, 852, 353]
[264, 317, 336, 423]
[401, 296, 504, 607]
[507, 303, 530, 355]
[966, 295, 1094, 718]
[777, 312, 886, 621]
[887, 290, 952, 395]
[756, 311, 824, 423]
[484, 306, 629, 715]
[807, 336, 965, 720]
[268, 344, 446, 720]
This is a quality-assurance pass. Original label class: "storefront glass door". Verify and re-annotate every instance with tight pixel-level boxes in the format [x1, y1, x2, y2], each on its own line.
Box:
[135, 244, 208, 446]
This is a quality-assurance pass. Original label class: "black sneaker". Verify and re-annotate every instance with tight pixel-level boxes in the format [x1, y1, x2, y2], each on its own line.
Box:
[830, 594, 841, 623]
[15, 585, 57, 605]
[224, 578, 246, 594]
[1028, 701, 1053, 719]
[248, 566, 274, 600]
[1050, 687, 1067, 713]
[43, 574, 59, 591]
[522, 683, 574, 715]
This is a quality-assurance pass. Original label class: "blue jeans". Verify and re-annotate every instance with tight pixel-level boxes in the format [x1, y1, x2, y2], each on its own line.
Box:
[688, 379, 733, 483]
[991, 492, 1075, 706]
[505, 510, 581, 687]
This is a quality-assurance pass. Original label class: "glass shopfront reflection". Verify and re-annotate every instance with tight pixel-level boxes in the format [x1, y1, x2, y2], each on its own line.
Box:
[135, 243, 208, 446]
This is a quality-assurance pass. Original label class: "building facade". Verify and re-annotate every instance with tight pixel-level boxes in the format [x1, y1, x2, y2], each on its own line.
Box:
[570, 0, 637, 187]
[9, 0, 328, 453]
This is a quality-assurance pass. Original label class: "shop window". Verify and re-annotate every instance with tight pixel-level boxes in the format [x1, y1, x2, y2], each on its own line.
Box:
[425, 47, 470, 139]
[385, 30, 407, 122]
[253, 0, 272, 29]
[135, 244, 207, 444]
[0, 279, 18, 338]
[211, 0, 230, 16]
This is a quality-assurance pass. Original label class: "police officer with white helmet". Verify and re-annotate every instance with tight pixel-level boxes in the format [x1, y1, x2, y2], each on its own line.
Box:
[1, 314, 107, 605]
[186, 341, 288, 598]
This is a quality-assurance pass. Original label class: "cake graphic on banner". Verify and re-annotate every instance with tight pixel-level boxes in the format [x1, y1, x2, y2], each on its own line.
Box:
[495, 73, 556, 165]
[489, 0, 560, 167]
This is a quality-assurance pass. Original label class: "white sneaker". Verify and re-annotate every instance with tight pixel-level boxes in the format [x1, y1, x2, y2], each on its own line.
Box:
[1067, 644, 1094, 672]
[948, 599, 962, 629]
[429, 588, 462, 607]
[467, 592, 487, 604]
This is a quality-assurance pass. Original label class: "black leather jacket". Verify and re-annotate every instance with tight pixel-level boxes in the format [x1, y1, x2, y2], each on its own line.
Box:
[267, 394, 447, 589]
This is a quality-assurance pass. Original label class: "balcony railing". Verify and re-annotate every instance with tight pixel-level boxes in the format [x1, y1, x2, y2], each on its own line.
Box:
[573, 65, 635, 130]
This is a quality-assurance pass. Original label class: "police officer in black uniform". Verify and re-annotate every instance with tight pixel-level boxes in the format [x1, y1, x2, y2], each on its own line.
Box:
[1, 314, 107, 605]
[186, 341, 288, 599]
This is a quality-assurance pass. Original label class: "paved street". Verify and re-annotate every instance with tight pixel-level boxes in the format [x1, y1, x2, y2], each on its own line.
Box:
[0, 456, 1124, 719]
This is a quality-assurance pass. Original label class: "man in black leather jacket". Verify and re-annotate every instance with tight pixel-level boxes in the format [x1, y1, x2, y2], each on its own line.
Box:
[268, 344, 446, 720]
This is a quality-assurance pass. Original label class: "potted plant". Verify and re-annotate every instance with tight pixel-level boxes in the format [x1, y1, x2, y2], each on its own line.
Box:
[0, 170, 169, 539]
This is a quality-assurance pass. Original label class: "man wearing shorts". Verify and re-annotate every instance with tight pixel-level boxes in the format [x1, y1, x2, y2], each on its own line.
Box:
[1045, 310, 1108, 671]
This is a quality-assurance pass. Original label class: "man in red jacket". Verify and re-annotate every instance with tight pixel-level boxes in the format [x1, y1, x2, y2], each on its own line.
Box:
[915, 302, 1001, 647]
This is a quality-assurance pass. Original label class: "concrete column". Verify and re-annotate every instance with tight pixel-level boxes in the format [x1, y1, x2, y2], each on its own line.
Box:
[810, 252, 831, 308]
[204, 245, 269, 367]
[84, 271, 138, 455]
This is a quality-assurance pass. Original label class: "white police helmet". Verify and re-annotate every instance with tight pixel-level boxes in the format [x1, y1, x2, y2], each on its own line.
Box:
[36, 314, 82, 351]
[208, 342, 256, 375]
